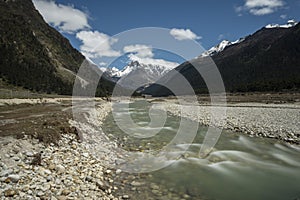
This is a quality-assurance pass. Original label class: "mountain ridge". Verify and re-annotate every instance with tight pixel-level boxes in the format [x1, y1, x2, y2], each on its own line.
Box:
[143, 21, 300, 96]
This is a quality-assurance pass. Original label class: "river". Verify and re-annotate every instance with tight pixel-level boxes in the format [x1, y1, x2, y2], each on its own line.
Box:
[102, 100, 300, 200]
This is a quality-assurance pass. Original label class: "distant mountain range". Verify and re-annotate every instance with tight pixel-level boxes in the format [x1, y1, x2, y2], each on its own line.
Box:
[143, 20, 300, 96]
[0, 0, 115, 96]
[102, 60, 177, 89]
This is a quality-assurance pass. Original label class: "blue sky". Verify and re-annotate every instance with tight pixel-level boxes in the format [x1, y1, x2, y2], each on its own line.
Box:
[33, 0, 300, 69]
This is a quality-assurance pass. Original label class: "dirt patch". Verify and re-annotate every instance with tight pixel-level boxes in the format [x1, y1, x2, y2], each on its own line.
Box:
[0, 102, 77, 145]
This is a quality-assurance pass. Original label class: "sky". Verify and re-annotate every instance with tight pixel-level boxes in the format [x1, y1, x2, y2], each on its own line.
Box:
[32, 0, 300, 69]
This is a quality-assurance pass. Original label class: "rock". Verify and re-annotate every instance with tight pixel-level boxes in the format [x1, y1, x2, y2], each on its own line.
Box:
[0, 169, 13, 177]
[7, 174, 21, 182]
[22, 185, 30, 192]
[116, 169, 122, 174]
[55, 165, 65, 174]
[0, 177, 6, 182]
[55, 178, 62, 185]
[26, 151, 34, 157]
[130, 181, 145, 187]
[61, 189, 71, 195]
[107, 188, 112, 194]
[44, 169, 52, 175]
[96, 180, 109, 191]
[37, 191, 44, 196]
[49, 164, 56, 170]
[12, 156, 20, 161]
[150, 183, 160, 190]
[122, 195, 130, 199]
[85, 175, 93, 182]
[82, 153, 89, 158]
[19, 192, 26, 198]
[41, 184, 51, 191]
[4, 189, 17, 197]
[46, 175, 52, 181]
[80, 185, 88, 191]
[152, 189, 160, 195]
[57, 196, 67, 200]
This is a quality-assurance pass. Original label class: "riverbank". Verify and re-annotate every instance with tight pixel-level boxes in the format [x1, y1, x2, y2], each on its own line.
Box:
[0, 99, 142, 200]
[158, 100, 300, 145]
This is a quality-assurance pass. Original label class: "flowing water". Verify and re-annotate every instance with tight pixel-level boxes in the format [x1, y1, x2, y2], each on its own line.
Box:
[103, 100, 300, 200]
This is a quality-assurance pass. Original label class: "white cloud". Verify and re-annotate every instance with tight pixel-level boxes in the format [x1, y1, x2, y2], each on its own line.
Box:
[99, 62, 107, 66]
[170, 28, 201, 41]
[76, 31, 121, 58]
[123, 44, 153, 58]
[123, 44, 178, 69]
[218, 34, 225, 41]
[249, 7, 274, 15]
[236, 0, 286, 16]
[33, 0, 90, 33]
[280, 14, 287, 19]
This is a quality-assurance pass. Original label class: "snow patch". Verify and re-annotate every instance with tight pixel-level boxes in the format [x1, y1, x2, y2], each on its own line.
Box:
[265, 19, 298, 29]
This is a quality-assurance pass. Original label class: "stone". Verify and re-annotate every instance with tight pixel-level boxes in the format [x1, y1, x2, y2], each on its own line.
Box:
[41, 184, 51, 191]
[49, 164, 56, 170]
[150, 183, 160, 190]
[116, 169, 122, 174]
[0, 169, 13, 177]
[122, 195, 129, 199]
[46, 175, 52, 181]
[80, 185, 88, 191]
[85, 175, 93, 182]
[44, 169, 52, 175]
[12, 156, 20, 161]
[37, 191, 44, 196]
[96, 180, 109, 191]
[55, 165, 65, 174]
[82, 153, 89, 158]
[130, 181, 145, 187]
[22, 185, 30, 192]
[61, 189, 71, 195]
[19, 192, 26, 197]
[4, 189, 17, 197]
[57, 196, 67, 200]
[7, 174, 21, 182]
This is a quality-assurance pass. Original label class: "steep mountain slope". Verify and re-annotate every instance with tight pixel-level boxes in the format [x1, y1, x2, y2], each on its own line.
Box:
[144, 22, 300, 96]
[0, 0, 115, 96]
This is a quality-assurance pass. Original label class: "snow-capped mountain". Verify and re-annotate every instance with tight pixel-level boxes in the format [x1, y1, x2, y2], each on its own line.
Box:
[103, 60, 178, 89]
[200, 20, 298, 58]
[200, 39, 244, 57]
[265, 19, 298, 29]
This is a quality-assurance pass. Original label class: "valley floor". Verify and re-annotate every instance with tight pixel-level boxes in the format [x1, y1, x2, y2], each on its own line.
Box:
[0, 93, 299, 199]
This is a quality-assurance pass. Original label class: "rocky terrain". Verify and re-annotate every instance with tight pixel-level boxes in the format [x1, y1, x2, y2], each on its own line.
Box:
[0, 99, 193, 200]
[159, 100, 300, 144]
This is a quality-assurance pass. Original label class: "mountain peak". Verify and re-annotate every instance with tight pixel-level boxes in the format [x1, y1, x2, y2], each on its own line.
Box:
[200, 39, 243, 57]
[265, 19, 298, 29]
[128, 60, 140, 67]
